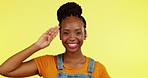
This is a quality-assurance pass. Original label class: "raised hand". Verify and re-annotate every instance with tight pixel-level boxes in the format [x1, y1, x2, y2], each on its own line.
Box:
[36, 26, 59, 49]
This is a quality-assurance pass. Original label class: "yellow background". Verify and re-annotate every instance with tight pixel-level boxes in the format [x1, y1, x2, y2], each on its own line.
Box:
[0, 0, 148, 78]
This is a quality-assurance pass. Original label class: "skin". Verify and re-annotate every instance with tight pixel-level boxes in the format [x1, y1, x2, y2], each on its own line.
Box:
[0, 16, 86, 77]
[0, 26, 59, 77]
[60, 16, 86, 69]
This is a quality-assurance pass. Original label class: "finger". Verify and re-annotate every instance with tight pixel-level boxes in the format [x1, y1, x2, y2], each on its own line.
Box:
[50, 31, 58, 40]
[49, 27, 59, 40]
[50, 26, 59, 36]
[47, 28, 54, 35]
[52, 27, 59, 36]
[44, 26, 59, 34]
[48, 26, 58, 34]
[46, 26, 57, 37]
[53, 26, 59, 33]
[46, 26, 59, 40]
[52, 30, 59, 39]
[44, 27, 53, 36]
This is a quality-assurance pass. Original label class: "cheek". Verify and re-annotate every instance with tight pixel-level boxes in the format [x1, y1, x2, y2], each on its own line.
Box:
[80, 33, 85, 40]
[78, 35, 85, 41]
[60, 35, 67, 42]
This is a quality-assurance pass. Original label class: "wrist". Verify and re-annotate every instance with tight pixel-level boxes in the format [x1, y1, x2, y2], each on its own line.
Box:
[34, 42, 42, 50]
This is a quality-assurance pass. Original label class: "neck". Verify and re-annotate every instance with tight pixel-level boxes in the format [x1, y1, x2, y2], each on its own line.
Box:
[63, 50, 85, 64]
[64, 50, 83, 58]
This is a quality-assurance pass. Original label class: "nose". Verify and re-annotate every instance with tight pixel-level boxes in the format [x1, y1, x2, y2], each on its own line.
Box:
[69, 33, 76, 41]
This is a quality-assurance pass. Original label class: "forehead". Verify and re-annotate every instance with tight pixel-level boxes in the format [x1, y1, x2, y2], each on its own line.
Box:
[61, 16, 84, 30]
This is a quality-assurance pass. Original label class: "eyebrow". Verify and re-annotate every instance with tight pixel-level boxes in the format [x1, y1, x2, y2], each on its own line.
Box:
[75, 29, 82, 31]
[62, 29, 69, 31]
[62, 28, 82, 32]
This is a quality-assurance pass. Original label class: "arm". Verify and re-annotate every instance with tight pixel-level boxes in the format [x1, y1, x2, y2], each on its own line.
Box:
[0, 26, 59, 77]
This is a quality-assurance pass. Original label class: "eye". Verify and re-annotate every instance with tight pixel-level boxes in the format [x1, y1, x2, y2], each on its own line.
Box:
[63, 32, 69, 35]
[76, 31, 81, 35]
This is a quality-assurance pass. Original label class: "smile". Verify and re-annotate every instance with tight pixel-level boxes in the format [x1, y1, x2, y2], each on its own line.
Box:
[68, 43, 78, 48]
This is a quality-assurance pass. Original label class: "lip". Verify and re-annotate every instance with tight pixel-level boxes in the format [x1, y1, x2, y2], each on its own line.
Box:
[67, 43, 78, 49]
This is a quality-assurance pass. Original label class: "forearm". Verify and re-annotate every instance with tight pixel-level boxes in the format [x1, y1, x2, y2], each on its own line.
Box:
[0, 26, 59, 76]
[0, 43, 41, 74]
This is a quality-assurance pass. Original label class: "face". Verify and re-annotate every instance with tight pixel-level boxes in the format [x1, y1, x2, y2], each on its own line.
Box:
[60, 16, 86, 53]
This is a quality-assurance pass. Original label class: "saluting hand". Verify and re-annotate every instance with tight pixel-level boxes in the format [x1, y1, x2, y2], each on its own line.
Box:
[36, 26, 59, 49]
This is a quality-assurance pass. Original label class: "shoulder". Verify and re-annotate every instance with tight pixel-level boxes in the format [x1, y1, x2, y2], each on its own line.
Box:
[34, 54, 58, 67]
[86, 57, 106, 70]
[34, 54, 57, 64]
[86, 57, 110, 77]
[93, 60, 110, 78]
[34, 54, 55, 59]
[33, 54, 58, 76]
[94, 61, 107, 71]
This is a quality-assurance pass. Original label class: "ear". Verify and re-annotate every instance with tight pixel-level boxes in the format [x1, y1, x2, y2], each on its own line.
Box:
[84, 34, 87, 40]
[84, 30, 87, 40]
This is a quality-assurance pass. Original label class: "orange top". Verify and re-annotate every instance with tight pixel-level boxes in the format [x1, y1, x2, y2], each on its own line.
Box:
[34, 55, 110, 78]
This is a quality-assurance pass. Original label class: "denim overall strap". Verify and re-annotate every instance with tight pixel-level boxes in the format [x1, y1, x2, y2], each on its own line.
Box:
[88, 58, 95, 73]
[57, 54, 63, 70]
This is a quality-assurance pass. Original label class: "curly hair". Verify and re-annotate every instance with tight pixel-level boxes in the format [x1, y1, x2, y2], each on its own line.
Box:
[57, 2, 86, 29]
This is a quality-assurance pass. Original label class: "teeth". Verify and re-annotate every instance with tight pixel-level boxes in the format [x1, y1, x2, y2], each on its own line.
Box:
[68, 44, 77, 47]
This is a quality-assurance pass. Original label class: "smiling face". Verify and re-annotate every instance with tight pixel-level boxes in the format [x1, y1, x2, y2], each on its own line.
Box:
[60, 16, 86, 53]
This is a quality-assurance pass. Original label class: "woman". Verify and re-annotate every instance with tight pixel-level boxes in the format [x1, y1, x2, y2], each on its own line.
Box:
[0, 2, 110, 78]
